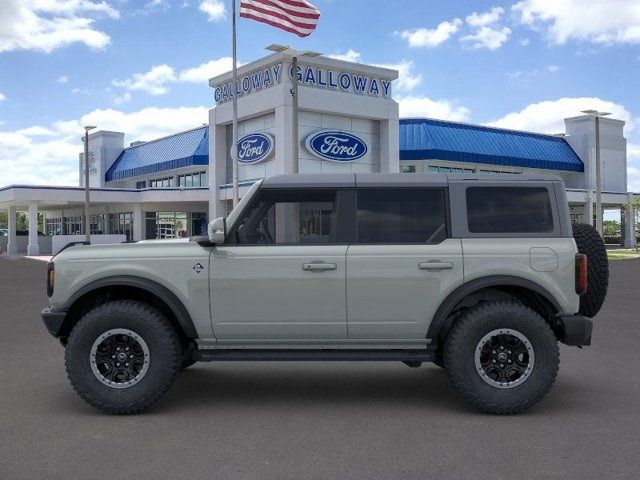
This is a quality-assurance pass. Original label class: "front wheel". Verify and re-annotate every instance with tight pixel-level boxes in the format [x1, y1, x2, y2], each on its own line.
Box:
[65, 300, 181, 414]
[444, 301, 559, 414]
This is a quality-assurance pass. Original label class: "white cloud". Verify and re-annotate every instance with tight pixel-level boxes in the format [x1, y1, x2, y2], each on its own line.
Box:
[396, 19, 462, 47]
[0, 92, 5, 101]
[199, 0, 225, 22]
[57, 75, 69, 84]
[112, 64, 177, 95]
[520, 38, 531, 46]
[112, 91, 131, 105]
[485, 97, 634, 134]
[328, 50, 362, 63]
[398, 96, 471, 122]
[373, 60, 422, 93]
[513, 0, 640, 45]
[508, 64, 560, 81]
[0, 0, 119, 54]
[466, 6, 504, 27]
[546, 64, 560, 72]
[178, 57, 234, 83]
[461, 26, 511, 50]
[0, 106, 209, 187]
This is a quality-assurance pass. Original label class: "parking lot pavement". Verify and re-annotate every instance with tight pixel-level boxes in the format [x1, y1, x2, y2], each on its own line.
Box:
[1, 257, 639, 480]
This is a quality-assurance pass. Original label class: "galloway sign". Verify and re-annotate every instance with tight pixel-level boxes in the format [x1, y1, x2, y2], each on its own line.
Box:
[233, 132, 275, 164]
[213, 62, 393, 104]
[305, 131, 368, 162]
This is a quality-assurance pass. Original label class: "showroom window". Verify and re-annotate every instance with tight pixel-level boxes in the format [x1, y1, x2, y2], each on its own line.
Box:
[149, 176, 175, 188]
[178, 171, 208, 187]
[136, 181, 147, 189]
[109, 212, 134, 241]
[230, 190, 337, 245]
[145, 211, 208, 239]
[428, 165, 475, 174]
[466, 187, 554, 233]
[356, 188, 447, 244]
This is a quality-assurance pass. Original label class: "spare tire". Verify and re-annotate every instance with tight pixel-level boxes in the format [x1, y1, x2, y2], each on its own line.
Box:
[572, 223, 609, 317]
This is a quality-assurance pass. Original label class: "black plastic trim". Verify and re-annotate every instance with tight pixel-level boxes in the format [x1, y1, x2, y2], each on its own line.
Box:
[427, 275, 562, 340]
[557, 314, 593, 346]
[41, 307, 68, 337]
[195, 349, 435, 362]
[64, 275, 198, 338]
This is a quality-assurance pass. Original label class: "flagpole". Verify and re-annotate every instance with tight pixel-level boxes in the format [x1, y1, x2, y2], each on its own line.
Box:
[231, 0, 239, 208]
[291, 55, 299, 174]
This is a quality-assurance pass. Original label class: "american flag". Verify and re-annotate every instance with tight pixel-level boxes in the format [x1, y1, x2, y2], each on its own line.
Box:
[240, 0, 321, 38]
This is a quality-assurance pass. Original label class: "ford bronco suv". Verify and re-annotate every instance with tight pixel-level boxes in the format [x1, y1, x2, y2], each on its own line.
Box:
[42, 173, 608, 415]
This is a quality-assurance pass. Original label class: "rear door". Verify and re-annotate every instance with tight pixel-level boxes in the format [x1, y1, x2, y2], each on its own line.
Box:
[346, 187, 463, 339]
[210, 188, 349, 340]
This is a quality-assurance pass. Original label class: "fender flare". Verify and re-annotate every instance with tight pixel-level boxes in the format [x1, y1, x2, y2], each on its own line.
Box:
[426, 275, 562, 340]
[64, 275, 198, 338]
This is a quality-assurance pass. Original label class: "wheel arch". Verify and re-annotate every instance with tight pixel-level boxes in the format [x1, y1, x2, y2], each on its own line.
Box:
[427, 275, 562, 342]
[60, 276, 198, 341]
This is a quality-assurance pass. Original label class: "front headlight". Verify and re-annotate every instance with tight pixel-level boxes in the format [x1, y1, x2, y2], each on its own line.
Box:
[47, 262, 55, 297]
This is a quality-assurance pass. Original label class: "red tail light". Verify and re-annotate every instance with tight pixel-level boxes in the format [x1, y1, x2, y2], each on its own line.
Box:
[575, 254, 588, 295]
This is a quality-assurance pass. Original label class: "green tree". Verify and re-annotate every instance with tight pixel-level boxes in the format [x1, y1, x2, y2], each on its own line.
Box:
[603, 220, 620, 236]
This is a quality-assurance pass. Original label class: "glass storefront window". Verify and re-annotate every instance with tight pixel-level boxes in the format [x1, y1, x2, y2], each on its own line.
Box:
[109, 212, 134, 242]
[145, 211, 208, 239]
[177, 171, 207, 187]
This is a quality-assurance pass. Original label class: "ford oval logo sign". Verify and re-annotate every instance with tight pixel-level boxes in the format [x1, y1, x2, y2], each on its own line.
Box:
[233, 132, 274, 164]
[305, 131, 367, 162]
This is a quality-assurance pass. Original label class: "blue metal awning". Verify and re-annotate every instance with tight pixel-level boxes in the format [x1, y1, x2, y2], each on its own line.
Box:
[105, 126, 209, 181]
[399, 118, 584, 172]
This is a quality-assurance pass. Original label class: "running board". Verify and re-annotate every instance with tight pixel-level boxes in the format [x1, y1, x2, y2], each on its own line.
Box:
[194, 349, 435, 362]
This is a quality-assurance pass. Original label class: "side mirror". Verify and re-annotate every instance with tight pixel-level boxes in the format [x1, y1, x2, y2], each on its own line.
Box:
[208, 217, 226, 244]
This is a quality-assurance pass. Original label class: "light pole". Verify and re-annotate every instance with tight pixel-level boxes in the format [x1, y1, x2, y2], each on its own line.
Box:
[581, 110, 610, 236]
[266, 44, 321, 174]
[83, 125, 97, 243]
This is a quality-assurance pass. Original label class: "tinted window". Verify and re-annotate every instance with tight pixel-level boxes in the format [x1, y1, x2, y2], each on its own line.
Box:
[232, 190, 337, 245]
[356, 189, 447, 243]
[466, 187, 554, 233]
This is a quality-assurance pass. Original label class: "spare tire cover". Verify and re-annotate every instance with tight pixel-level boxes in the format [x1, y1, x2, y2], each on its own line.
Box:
[572, 223, 609, 317]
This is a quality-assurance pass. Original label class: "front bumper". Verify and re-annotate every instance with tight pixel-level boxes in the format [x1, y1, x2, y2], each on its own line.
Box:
[41, 307, 68, 337]
[557, 314, 593, 346]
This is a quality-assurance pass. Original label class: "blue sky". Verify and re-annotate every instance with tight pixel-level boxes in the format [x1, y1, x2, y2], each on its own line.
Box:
[1, 0, 639, 191]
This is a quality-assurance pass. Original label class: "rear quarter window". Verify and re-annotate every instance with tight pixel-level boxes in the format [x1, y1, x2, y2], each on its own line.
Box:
[466, 187, 554, 234]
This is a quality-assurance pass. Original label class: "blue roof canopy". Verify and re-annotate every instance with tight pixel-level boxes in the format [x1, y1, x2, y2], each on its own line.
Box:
[105, 126, 209, 181]
[399, 118, 584, 172]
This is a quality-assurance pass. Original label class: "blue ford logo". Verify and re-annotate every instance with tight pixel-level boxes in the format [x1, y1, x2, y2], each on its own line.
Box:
[305, 131, 368, 162]
[233, 133, 274, 164]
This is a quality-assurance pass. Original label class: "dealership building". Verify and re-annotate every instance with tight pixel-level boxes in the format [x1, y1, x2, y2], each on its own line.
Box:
[0, 52, 637, 255]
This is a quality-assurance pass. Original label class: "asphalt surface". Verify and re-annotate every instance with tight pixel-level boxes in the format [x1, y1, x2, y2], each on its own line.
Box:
[1, 257, 639, 480]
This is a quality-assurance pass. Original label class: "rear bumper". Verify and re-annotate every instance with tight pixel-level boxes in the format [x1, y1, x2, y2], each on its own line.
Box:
[41, 307, 68, 337]
[557, 314, 593, 346]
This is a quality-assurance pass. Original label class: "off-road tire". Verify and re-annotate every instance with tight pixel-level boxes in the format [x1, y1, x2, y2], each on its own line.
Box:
[572, 223, 609, 318]
[65, 300, 181, 414]
[444, 301, 560, 415]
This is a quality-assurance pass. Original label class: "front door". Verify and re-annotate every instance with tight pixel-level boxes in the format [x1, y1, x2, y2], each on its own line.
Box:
[346, 188, 464, 339]
[210, 188, 348, 340]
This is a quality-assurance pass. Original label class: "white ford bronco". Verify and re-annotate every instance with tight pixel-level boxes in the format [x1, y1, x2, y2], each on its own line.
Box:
[42, 173, 608, 414]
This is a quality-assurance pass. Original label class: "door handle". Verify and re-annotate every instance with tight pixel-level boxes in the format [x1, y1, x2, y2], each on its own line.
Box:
[302, 263, 337, 272]
[419, 261, 453, 271]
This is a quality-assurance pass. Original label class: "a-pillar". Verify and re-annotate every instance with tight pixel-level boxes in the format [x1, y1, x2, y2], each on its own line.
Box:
[27, 202, 40, 255]
[7, 206, 18, 255]
[623, 194, 636, 248]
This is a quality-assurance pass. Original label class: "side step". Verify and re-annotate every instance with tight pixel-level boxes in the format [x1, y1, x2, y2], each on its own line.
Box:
[194, 349, 435, 362]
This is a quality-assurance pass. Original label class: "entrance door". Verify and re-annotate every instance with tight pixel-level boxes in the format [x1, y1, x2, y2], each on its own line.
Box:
[346, 188, 464, 339]
[210, 188, 348, 340]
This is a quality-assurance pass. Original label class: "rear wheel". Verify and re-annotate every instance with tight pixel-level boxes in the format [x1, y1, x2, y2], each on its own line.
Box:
[444, 301, 559, 414]
[65, 300, 181, 414]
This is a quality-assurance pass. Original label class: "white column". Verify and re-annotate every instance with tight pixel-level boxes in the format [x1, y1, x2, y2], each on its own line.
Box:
[133, 204, 143, 242]
[584, 194, 594, 226]
[7, 206, 17, 255]
[27, 201, 40, 255]
[624, 195, 636, 248]
[380, 101, 400, 173]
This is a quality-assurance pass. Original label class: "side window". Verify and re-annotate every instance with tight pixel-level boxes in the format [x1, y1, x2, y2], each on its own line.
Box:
[231, 189, 337, 245]
[356, 188, 447, 244]
[466, 187, 554, 233]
